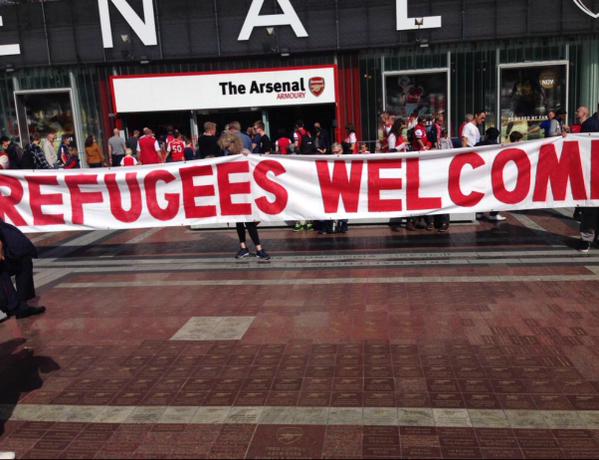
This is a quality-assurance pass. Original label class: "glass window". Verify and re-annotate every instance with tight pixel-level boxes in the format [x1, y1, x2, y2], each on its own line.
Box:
[498, 63, 568, 142]
[384, 71, 448, 120]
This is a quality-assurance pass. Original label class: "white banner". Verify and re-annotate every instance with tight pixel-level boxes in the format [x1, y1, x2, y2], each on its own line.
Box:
[1, 134, 598, 233]
[111, 65, 337, 113]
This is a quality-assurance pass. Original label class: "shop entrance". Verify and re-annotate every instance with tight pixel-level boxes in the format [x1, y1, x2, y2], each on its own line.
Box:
[195, 109, 263, 136]
[194, 103, 337, 143]
[121, 110, 193, 141]
[121, 103, 337, 149]
[267, 104, 337, 141]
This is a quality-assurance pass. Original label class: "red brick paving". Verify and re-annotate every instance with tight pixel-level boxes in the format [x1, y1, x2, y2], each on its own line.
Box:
[2, 212, 599, 458]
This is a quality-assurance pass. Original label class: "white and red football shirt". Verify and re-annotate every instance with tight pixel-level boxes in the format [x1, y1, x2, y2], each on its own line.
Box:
[167, 139, 186, 162]
[121, 156, 138, 167]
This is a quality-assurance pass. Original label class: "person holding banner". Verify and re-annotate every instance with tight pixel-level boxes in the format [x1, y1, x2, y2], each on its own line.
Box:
[577, 105, 599, 253]
[218, 132, 271, 261]
[462, 111, 506, 222]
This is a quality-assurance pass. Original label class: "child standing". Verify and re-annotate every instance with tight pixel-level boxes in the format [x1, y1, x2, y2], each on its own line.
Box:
[120, 148, 138, 167]
[64, 146, 80, 169]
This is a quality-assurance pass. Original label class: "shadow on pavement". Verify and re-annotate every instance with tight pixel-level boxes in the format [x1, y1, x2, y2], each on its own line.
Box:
[0, 339, 60, 438]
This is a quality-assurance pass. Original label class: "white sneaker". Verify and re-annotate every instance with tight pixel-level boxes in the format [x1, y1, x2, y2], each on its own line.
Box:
[488, 213, 507, 221]
[0, 452, 16, 460]
[0, 311, 8, 323]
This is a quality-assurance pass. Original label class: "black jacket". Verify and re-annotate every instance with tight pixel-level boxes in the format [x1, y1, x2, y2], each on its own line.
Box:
[582, 114, 599, 133]
[6, 143, 23, 169]
[0, 221, 38, 260]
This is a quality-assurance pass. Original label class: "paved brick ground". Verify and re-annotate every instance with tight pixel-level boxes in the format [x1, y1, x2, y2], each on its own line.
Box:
[2, 210, 599, 458]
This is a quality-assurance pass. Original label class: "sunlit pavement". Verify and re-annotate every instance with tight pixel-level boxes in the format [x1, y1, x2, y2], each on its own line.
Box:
[2, 210, 599, 458]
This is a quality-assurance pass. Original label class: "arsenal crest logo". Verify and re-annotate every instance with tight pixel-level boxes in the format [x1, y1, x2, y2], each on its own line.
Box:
[573, 0, 599, 18]
[276, 427, 304, 445]
[309, 77, 325, 97]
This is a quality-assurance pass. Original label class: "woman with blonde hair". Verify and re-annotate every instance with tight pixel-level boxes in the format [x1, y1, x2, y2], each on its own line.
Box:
[218, 131, 271, 260]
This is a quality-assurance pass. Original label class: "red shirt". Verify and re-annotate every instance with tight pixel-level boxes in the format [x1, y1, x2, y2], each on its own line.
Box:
[294, 128, 311, 149]
[277, 137, 292, 154]
[571, 124, 582, 134]
[138, 135, 161, 165]
[121, 156, 138, 167]
[168, 139, 186, 162]
[412, 124, 431, 151]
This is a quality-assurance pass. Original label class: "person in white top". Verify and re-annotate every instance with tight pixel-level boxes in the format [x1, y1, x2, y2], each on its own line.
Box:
[461, 111, 486, 147]
[40, 132, 58, 166]
[461, 111, 506, 222]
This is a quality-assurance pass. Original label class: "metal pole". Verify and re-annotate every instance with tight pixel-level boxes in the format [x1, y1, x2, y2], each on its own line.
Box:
[69, 71, 87, 167]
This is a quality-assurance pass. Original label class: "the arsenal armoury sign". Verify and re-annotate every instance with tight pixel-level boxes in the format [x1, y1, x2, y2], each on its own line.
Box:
[110, 65, 337, 113]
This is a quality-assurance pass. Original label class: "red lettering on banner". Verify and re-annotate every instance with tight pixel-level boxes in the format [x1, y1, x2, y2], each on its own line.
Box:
[144, 170, 179, 221]
[533, 142, 588, 202]
[368, 160, 403, 212]
[217, 161, 252, 216]
[592, 141, 599, 199]
[406, 158, 442, 211]
[65, 175, 104, 225]
[105, 173, 143, 223]
[316, 160, 363, 213]
[492, 148, 531, 204]
[254, 160, 288, 215]
[27, 176, 65, 225]
[448, 153, 485, 207]
[0, 176, 26, 226]
[180, 165, 216, 218]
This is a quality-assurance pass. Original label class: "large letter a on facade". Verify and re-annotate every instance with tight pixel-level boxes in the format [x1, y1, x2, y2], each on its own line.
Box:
[238, 0, 308, 41]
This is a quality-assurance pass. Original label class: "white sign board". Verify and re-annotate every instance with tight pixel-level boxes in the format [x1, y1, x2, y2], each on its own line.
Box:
[111, 66, 337, 113]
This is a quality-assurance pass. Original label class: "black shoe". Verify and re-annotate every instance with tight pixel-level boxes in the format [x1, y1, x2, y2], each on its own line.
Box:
[577, 241, 592, 254]
[256, 250, 271, 261]
[438, 223, 449, 233]
[15, 306, 46, 319]
[406, 222, 416, 231]
[235, 248, 251, 259]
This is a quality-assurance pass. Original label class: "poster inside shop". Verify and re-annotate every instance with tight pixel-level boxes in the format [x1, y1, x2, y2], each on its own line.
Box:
[499, 64, 568, 143]
[384, 72, 447, 119]
[15, 91, 76, 145]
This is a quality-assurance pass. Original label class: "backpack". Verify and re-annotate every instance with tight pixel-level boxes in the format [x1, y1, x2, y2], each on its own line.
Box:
[427, 124, 439, 145]
[300, 132, 316, 155]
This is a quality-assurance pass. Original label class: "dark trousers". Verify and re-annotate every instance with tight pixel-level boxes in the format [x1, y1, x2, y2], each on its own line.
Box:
[236, 222, 261, 247]
[0, 257, 35, 313]
[112, 155, 124, 167]
[580, 207, 599, 242]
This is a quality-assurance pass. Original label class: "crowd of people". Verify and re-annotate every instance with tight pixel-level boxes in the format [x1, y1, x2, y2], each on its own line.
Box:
[1, 104, 599, 260]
